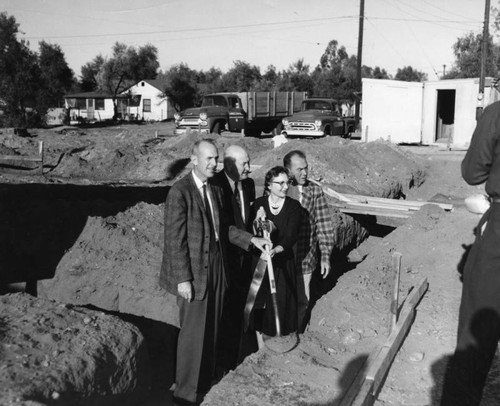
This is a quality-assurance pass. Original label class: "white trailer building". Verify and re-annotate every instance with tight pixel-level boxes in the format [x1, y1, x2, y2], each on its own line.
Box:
[362, 77, 500, 148]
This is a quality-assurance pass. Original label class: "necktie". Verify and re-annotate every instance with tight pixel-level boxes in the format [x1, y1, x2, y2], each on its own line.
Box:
[234, 180, 241, 208]
[234, 181, 245, 222]
[202, 184, 216, 237]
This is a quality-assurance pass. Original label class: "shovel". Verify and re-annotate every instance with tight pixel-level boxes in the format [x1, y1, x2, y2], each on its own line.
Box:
[255, 207, 299, 354]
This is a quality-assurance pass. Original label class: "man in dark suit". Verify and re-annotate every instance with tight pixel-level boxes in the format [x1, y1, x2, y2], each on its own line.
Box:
[159, 139, 269, 405]
[212, 145, 255, 372]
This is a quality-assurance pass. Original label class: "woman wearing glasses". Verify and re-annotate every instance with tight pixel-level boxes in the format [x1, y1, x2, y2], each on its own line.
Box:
[245, 166, 303, 338]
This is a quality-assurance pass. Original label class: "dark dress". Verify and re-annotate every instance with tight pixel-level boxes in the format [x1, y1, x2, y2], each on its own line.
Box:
[249, 195, 302, 336]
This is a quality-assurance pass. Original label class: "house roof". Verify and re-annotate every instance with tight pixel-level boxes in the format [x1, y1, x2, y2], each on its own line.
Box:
[64, 91, 128, 99]
[138, 79, 167, 92]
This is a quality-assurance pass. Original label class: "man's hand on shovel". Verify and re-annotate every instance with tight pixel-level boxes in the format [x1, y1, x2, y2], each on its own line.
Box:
[251, 236, 272, 254]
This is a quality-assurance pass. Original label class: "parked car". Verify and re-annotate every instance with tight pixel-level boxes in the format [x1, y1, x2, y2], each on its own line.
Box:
[281, 98, 356, 138]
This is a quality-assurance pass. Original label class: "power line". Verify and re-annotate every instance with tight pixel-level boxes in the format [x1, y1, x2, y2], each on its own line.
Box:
[420, 0, 480, 23]
[368, 16, 480, 26]
[24, 15, 358, 40]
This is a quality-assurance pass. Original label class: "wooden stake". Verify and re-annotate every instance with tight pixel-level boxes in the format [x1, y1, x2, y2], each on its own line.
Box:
[390, 252, 402, 332]
[38, 140, 44, 175]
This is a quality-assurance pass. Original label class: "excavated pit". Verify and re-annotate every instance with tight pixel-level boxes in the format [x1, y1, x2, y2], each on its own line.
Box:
[1, 182, 400, 405]
[0, 129, 428, 405]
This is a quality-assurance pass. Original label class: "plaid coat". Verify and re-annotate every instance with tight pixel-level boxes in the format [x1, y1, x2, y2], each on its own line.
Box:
[289, 182, 335, 275]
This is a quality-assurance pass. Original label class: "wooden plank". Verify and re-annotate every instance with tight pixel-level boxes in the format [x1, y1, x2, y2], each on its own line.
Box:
[0, 140, 44, 174]
[342, 193, 453, 211]
[311, 180, 453, 212]
[329, 203, 411, 219]
[339, 349, 381, 406]
[342, 201, 415, 213]
[0, 155, 42, 163]
[347, 278, 429, 406]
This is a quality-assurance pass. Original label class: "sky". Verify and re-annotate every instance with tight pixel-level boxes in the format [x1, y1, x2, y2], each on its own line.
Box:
[2, 0, 489, 81]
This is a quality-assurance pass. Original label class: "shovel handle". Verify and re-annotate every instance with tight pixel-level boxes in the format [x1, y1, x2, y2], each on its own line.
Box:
[264, 229, 281, 336]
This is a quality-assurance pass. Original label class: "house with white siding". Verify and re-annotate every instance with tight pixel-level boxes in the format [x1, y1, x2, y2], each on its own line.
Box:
[64, 91, 127, 122]
[122, 79, 175, 121]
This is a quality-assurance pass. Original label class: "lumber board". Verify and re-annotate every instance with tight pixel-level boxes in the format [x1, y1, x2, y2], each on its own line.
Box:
[343, 201, 417, 213]
[343, 193, 453, 211]
[0, 155, 42, 163]
[329, 203, 411, 219]
[339, 349, 381, 406]
[350, 380, 375, 406]
[0, 141, 44, 174]
[314, 179, 453, 214]
[346, 278, 429, 406]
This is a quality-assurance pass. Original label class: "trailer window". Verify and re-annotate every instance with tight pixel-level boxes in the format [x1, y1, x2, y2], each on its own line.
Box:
[202, 96, 227, 107]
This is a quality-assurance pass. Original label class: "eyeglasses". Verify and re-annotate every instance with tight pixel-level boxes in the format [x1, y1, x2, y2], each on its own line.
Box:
[271, 180, 291, 187]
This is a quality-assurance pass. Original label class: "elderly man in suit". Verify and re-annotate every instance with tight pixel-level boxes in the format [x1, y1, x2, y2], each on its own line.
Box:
[212, 145, 255, 372]
[284, 150, 335, 333]
[159, 139, 269, 405]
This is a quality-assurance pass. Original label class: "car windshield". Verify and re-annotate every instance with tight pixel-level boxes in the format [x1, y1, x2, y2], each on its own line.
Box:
[302, 100, 334, 112]
[201, 96, 228, 107]
[302, 100, 342, 114]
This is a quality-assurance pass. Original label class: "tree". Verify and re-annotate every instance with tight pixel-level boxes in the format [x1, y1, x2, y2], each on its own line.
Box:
[0, 12, 42, 127]
[444, 31, 500, 79]
[80, 55, 104, 92]
[394, 66, 428, 82]
[366, 66, 391, 79]
[284, 59, 315, 94]
[38, 41, 75, 110]
[221, 60, 261, 91]
[162, 63, 200, 111]
[319, 39, 349, 71]
[197, 67, 224, 94]
[95, 42, 159, 119]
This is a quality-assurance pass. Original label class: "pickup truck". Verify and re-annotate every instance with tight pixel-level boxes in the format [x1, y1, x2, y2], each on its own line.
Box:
[173, 91, 307, 137]
[281, 98, 356, 138]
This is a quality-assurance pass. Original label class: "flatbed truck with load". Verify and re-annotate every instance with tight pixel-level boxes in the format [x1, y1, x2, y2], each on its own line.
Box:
[173, 91, 307, 137]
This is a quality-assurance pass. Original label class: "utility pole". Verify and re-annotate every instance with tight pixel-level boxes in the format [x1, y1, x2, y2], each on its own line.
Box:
[355, 0, 365, 128]
[477, 0, 491, 120]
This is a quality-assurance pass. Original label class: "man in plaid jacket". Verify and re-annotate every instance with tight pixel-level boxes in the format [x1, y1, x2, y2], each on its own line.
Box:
[284, 150, 335, 333]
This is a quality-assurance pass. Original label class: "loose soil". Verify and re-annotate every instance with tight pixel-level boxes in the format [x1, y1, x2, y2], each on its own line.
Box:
[0, 123, 496, 405]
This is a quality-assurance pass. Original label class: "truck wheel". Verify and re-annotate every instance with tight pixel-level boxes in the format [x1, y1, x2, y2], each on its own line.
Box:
[343, 126, 354, 138]
[211, 122, 221, 134]
[324, 126, 332, 137]
[272, 123, 284, 136]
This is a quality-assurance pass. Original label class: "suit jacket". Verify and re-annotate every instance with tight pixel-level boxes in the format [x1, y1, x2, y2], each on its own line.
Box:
[159, 171, 253, 300]
[212, 170, 255, 273]
[212, 170, 255, 231]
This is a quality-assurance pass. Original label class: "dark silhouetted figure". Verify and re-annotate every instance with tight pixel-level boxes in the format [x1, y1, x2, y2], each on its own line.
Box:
[441, 101, 500, 405]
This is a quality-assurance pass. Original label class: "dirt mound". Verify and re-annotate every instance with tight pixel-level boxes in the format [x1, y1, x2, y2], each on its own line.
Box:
[249, 138, 424, 197]
[1, 293, 149, 406]
[38, 201, 178, 326]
